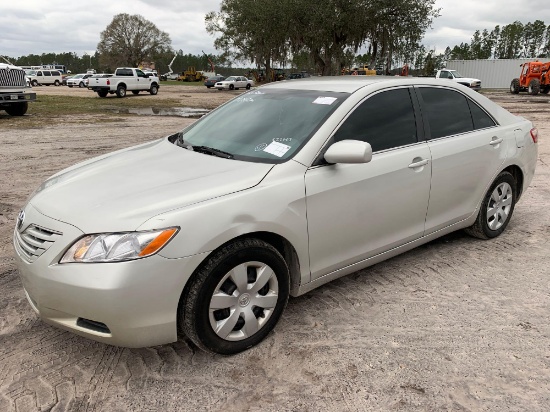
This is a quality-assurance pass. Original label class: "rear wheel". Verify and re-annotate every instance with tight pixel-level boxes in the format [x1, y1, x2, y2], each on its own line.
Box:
[54, 80, 60, 86]
[465, 171, 516, 239]
[528, 79, 540, 95]
[542, 86, 550, 94]
[97, 90, 108, 98]
[4, 102, 28, 116]
[180, 238, 289, 355]
[149, 84, 158, 95]
[116, 85, 126, 98]
[510, 78, 520, 94]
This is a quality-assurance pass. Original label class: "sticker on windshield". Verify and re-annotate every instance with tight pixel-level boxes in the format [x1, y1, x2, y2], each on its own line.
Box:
[255, 143, 268, 151]
[263, 141, 291, 157]
[313, 96, 337, 105]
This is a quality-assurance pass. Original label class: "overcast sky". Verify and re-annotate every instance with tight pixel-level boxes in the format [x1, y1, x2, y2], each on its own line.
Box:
[1, 0, 549, 61]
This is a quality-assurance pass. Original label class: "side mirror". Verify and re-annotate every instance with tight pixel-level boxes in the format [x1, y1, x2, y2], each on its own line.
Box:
[324, 140, 372, 164]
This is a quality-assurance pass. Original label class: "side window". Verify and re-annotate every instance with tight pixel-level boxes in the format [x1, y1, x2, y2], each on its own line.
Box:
[43, 71, 51, 77]
[468, 100, 496, 129]
[136, 70, 146, 78]
[37, 71, 42, 76]
[333, 88, 417, 152]
[418, 87, 473, 139]
[440, 71, 448, 78]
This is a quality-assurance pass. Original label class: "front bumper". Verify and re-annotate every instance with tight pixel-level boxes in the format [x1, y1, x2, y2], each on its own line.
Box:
[13, 203, 206, 347]
[0, 91, 36, 105]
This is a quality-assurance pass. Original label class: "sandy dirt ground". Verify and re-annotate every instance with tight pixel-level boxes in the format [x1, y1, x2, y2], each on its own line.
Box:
[0, 85, 549, 411]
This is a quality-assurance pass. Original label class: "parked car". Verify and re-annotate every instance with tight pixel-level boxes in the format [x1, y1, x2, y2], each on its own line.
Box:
[288, 72, 311, 79]
[62, 75, 73, 86]
[215, 76, 254, 90]
[25, 69, 63, 86]
[14, 77, 538, 355]
[204, 75, 225, 88]
[87, 67, 159, 98]
[435, 69, 482, 91]
[66, 74, 94, 88]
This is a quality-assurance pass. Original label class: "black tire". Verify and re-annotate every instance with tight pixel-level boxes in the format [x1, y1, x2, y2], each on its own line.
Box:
[79, 82, 85, 88]
[465, 171, 517, 240]
[31, 80, 38, 87]
[54, 80, 60, 86]
[149, 84, 158, 95]
[541, 86, 550, 95]
[68, 85, 73, 88]
[528, 79, 540, 95]
[180, 238, 290, 355]
[132, 90, 140, 95]
[246, 83, 251, 89]
[97, 90, 108, 98]
[229, 84, 234, 90]
[116, 85, 126, 98]
[4, 102, 28, 116]
[510, 78, 520, 94]
[206, 85, 212, 88]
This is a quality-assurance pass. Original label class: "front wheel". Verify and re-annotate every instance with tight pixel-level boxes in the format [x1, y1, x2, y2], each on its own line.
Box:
[116, 85, 126, 98]
[510, 78, 520, 94]
[149, 84, 158, 95]
[528, 79, 540, 95]
[246, 83, 251, 89]
[79, 82, 85, 88]
[31, 80, 38, 87]
[229, 84, 234, 90]
[465, 171, 516, 239]
[180, 238, 289, 355]
[4, 102, 28, 116]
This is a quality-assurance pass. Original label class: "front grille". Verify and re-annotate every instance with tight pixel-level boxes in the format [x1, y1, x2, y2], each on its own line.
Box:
[0, 68, 26, 87]
[14, 224, 62, 263]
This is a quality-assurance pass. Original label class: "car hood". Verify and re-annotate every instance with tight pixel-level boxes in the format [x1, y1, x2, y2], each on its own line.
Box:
[29, 138, 274, 233]
[456, 77, 481, 83]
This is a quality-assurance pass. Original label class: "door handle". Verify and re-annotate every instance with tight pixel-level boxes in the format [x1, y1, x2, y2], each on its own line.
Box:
[490, 137, 503, 145]
[408, 159, 429, 168]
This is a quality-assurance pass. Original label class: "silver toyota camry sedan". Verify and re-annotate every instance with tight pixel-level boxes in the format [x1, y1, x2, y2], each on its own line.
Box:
[14, 77, 538, 354]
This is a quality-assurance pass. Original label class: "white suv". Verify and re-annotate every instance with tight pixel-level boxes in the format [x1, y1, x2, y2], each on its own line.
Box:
[25, 70, 63, 86]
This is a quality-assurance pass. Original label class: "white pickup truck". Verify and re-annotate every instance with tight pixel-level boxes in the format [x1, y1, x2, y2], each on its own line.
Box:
[435, 69, 482, 91]
[88, 67, 160, 98]
[0, 63, 36, 116]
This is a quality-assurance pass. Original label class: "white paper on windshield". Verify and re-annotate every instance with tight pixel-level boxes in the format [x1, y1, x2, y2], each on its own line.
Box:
[313, 96, 337, 105]
[263, 141, 291, 157]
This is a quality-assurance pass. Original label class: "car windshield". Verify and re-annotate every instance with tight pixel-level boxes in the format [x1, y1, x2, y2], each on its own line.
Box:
[25, 70, 36, 75]
[177, 89, 348, 163]
[225, 76, 237, 81]
[73, 74, 84, 79]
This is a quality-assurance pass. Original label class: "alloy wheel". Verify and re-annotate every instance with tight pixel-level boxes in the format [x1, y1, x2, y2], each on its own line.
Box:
[486, 182, 513, 230]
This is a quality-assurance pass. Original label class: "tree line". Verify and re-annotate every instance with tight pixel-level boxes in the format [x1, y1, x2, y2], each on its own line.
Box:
[5, 13, 550, 79]
[448, 20, 550, 60]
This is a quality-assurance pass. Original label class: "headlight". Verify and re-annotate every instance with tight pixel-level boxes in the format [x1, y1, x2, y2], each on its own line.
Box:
[60, 227, 178, 263]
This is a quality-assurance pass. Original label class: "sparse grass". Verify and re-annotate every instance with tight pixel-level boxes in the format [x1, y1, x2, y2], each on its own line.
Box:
[1, 94, 185, 128]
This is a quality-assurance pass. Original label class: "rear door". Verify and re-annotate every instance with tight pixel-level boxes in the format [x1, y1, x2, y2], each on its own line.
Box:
[416, 86, 507, 234]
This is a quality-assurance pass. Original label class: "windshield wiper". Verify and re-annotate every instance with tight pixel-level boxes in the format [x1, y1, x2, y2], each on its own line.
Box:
[192, 146, 234, 159]
[175, 133, 234, 159]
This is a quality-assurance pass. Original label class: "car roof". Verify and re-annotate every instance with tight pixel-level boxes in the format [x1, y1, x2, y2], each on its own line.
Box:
[261, 76, 467, 93]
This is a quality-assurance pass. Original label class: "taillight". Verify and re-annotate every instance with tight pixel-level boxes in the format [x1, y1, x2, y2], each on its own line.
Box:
[530, 128, 538, 143]
[107, 79, 110, 85]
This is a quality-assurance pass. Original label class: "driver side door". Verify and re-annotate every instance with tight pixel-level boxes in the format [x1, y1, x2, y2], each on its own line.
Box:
[305, 87, 432, 280]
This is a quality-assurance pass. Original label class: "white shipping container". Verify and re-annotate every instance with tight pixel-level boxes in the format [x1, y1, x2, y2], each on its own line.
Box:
[445, 59, 539, 89]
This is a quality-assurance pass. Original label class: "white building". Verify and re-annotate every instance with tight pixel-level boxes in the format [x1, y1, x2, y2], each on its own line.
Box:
[445, 59, 540, 89]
